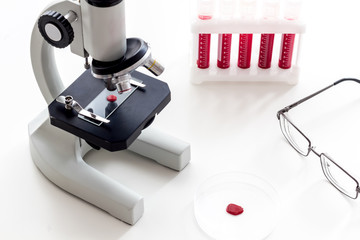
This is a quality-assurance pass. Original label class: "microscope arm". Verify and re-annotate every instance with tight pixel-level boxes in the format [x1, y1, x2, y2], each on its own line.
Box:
[31, 29, 63, 104]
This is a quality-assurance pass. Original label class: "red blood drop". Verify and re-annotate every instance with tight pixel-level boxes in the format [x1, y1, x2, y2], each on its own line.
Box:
[226, 203, 244, 216]
[107, 95, 117, 102]
[198, 15, 212, 20]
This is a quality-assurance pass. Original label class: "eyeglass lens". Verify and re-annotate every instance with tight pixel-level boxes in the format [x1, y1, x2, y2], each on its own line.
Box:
[320, 154, 358, 199]
[279, 113, 310, 156]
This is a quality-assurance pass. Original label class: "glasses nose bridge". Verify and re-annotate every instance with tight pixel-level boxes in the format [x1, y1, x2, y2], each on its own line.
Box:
[309, 146, 321, 157]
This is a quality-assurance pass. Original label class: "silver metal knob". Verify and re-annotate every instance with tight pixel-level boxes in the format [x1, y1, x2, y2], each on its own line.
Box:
[64, 95, 74, 110]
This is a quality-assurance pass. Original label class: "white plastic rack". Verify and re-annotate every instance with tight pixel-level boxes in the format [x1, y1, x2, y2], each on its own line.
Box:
[190, 0, 306, 85]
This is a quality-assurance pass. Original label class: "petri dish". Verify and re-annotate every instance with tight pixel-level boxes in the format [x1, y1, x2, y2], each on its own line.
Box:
[194, 172, 280, 240]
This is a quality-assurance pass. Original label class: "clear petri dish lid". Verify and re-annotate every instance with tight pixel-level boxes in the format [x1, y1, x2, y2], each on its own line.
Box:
[194, 171, 281, 240]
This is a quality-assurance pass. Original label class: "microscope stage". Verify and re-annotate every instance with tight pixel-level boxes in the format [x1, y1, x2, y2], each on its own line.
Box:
[48, 70, 171, 151]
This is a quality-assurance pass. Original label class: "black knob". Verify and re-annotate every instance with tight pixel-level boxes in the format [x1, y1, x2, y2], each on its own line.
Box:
[38, 10, 74, 48]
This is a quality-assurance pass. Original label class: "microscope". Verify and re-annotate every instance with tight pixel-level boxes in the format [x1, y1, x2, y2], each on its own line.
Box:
[29, 0, 190, 225]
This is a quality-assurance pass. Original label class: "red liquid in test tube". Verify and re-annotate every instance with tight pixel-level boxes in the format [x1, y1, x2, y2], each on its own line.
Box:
[237, 0, 256, 69]
[238, 34, 253, 69]
[197, 0, 214, 69]
[217, 0, 235, 69]
[278, 33, 295, 69]
[278, 0, 302, 69]
[198, 32, 211, 69]
[258, 0, 279, 69]
[197, 15, 212, 69]
[258, 33, 275, 69]
[217, 33, 232, 68]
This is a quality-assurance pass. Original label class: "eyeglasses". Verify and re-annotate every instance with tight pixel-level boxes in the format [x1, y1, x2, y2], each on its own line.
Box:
[277, 78, 360, 199]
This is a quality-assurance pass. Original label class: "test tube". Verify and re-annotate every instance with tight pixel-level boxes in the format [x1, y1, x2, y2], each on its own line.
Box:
[237, 0, 257, 69]
[278, 0, 302, 69]
[217, 0, 235, 69]
[258, 0, 279, 69]
[197, 0, 214, 69]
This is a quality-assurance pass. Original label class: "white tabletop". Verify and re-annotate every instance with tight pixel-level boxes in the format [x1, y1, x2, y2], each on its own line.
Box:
[1, 0, 360, 239]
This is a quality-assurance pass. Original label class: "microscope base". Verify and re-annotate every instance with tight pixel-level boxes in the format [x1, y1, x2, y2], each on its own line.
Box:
[29, 110, 190, 225]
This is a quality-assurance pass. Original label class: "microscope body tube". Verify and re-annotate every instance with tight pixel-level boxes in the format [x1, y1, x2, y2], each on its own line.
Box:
[81, 0, 126, 62]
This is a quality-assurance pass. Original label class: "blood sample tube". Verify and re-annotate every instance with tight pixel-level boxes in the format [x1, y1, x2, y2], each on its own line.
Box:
[217, 0, 235, 69]
[238, 0, 257, 69]
[278, 34, 295, 69]
[198, 34, 211, 69]
[238, 34, 253, 69]
[258, 34, 275, 69]
[258, 0, 279, 69]
[197, 0, 214, 69]
[217, 33, 232, 68]
[278, 0, 302, 69]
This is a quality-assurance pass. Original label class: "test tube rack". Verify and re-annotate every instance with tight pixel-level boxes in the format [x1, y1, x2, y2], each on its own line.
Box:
[190, 9, 306, 84]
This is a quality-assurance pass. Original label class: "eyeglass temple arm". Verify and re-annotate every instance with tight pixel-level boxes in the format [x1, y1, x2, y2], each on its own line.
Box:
[277, 78, 360, 119]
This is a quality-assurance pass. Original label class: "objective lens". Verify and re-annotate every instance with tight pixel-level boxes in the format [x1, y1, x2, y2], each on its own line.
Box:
[116, 80, 131, 94]
[114, 74, 132, 94]
[144, 57, 164, 76]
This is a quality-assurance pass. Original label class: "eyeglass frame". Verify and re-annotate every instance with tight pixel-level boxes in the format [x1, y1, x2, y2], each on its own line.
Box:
[277, 78, 360, 199]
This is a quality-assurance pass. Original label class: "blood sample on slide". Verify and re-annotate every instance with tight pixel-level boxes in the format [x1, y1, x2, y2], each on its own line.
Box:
[237, 0, 257, 69]
[258, 0, 279, 69]
[217, 0, 235, 69]
[197, 0, 214, 69]
[278, 0, 302, 69]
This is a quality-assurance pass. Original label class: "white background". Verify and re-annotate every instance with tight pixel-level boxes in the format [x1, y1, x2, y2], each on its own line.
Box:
[1, 0, 360, 239]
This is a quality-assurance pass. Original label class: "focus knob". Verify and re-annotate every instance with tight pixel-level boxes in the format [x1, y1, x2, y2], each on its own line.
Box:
[38, 10, 75, 48]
